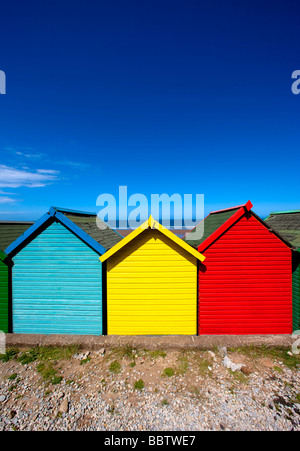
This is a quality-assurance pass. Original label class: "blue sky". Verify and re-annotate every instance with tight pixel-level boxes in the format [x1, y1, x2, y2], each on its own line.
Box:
[0, 0, 299, 223]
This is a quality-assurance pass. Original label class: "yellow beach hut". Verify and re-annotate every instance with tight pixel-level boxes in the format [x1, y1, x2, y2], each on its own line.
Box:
[100, 216, 205, 335]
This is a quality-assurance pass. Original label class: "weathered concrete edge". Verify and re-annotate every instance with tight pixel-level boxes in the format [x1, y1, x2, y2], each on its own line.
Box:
[5, 333, 294, 351]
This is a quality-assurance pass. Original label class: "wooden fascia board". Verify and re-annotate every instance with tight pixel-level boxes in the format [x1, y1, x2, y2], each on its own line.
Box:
[4, 212, 52, 256]
[53, 210, 107, 255]
[100, 216, 205, 263]
[99, 217, 150, 262]
[5, 207, 107, 257]
[151, 217, 205, 262]
[197, 206, 247, 253]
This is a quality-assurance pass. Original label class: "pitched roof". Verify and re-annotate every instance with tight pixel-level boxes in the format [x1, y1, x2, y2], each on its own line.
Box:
[100, 216, 205, 263]
[0, 221, 34, 253]
[183, 201, 293, 252]
[183, 207, 240, 249]
[265, 210, 300, 249]
[4, 207, 123, 257]
[53, 207, 123, 251]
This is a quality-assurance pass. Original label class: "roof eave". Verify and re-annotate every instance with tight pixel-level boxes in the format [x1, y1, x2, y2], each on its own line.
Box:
[197, 204, 250, 253]
[5, 207, 108, 257]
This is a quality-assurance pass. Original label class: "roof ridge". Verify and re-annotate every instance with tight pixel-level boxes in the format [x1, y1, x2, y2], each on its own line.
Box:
[209, 200, 253, 215]
[269, 210, 300, 215]
[52, 206, 96, 215]
[197, 205, 247, 252]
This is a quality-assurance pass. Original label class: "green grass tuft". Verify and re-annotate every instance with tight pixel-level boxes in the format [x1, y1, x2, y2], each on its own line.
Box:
[109, 360, 121, 374]
[134, 379, 144, 390]
[162, 367, 175, 378]
[0, 348, 20, 363]
[8, 373, 18, 380]
[149, 350, 166, 359]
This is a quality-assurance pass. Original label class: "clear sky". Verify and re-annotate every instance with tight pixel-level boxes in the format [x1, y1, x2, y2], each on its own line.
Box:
[0, 0, 299, 222]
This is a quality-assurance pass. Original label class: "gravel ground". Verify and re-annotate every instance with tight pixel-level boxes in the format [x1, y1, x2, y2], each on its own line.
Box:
[0, 345, 299, 431]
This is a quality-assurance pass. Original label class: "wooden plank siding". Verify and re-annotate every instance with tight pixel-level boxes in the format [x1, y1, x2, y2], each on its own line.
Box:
[12, 220, 103, 335]
[0, 259, 8, 333]
[107, 229, 198, 335]
[198, 214, 293, 335]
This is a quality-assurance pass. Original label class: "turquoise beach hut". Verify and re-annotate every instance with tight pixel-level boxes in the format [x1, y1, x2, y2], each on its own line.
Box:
[5, 207, 122, 335]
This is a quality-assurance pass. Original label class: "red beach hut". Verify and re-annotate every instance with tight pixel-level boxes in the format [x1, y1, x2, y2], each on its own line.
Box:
[184, 201, 293, 335]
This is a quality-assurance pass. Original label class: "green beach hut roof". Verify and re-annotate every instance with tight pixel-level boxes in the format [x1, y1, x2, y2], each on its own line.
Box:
[265, 210, 300, 249]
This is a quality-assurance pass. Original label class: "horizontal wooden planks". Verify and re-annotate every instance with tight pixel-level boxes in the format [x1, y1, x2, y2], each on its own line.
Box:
[198, 214, 293, 335]
[107, 229, 197, 335]
[12, 220, 103, 335]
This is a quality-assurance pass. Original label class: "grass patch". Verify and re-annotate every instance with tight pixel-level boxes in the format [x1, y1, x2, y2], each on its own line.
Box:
[231, 346, 300, 369]
[108, 345, 137, 360]
[52, 376, 63, 385]
[18, 348, 40, 365]
[149, 350, 166, 359]
[14, 345, 80, 366]
[109, 360, 121, 374]
[161, 399, 169, 406]
[8, 384, 18, 392]
[134, 379, 144, 390]
[0, 348, 20, 363]
[228, 369, 249, 384]
[80, 356, 91, 365]
[37, 362, 62, 384]
[176, 353, 189, 375]
[162, 367, 175, 378]
[8, 373, 18, 381]
[37, 362, 57, 380]
[197, 359, 212, 376]
[40, 345, 79, 360]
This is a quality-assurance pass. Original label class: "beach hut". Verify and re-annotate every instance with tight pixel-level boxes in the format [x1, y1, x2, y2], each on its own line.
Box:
[100, 216, 205, 335]
[0, 251, 9, 333]
[0, 221, 34, 333]
[5, 207, 122, 335]
[184, 201, 293, 335]
[265, 210, 300, 332]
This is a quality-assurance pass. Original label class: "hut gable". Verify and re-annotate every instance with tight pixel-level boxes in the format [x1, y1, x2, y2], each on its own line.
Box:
[5, 207, 123, 257]
[53, 207, 123, 251]
[100, 215, 205, 263]
[100, 216, 205, 335]
[194, 202, 293, 335]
